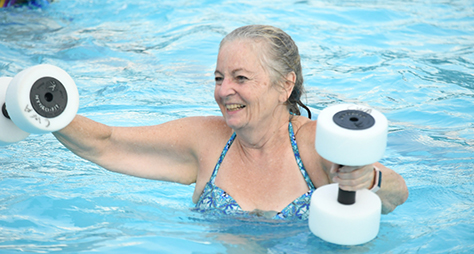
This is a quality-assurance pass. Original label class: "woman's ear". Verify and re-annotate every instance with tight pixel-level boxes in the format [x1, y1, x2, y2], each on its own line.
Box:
[280, 72, 296, 102]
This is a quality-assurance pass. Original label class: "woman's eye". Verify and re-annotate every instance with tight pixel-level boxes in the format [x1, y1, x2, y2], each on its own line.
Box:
[215, 76, 223, 83]
[236, 76, 248, 83]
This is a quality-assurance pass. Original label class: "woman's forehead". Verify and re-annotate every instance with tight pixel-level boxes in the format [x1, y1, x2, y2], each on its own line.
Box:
[217, 39, 267, 72]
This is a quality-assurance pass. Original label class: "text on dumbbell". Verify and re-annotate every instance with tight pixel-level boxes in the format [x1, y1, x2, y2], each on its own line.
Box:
[24, 104, 51, 128]
[34, 95, 61, 113]
[346, 105, 372, 114]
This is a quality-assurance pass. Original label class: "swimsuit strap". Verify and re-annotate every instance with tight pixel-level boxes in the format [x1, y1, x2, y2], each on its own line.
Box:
[209, 132, 236, 184]
[288, 122, 316, 189]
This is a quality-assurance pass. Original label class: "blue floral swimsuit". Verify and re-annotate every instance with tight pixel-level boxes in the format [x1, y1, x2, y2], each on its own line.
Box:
[195, 122, 316, 220]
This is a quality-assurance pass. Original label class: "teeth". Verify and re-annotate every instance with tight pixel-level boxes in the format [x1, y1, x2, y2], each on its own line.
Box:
[226, 104, 245, 111]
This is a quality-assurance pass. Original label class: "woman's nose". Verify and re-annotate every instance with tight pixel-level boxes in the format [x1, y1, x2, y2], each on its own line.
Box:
[217, 77, 235, 97]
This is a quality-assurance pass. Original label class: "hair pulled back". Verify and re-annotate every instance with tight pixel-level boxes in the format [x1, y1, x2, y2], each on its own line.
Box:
[220, 25, 311, 118]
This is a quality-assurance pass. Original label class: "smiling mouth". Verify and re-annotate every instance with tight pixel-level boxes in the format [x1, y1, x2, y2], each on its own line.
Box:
[226, 104, 246, 111]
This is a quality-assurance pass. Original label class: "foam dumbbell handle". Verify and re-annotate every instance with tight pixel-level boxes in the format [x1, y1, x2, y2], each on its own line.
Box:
[0, 77, 30, 146]
[5, 64, 79, 134]
[338, 187, 355, 205]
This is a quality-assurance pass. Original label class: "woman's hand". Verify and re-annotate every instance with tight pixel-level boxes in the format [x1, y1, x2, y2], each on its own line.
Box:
[330, 164, 375, 191]
[328, 162, 408, 214]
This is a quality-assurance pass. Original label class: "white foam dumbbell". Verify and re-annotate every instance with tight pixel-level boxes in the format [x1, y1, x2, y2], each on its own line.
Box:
[309, 104, 388, 245]
[0, 64, 79, 146]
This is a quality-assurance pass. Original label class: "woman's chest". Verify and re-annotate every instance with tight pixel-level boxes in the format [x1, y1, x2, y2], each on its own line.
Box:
[212, 147, 310, 211]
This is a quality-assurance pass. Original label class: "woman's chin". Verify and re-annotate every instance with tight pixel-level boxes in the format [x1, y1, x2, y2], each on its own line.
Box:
[225, 120, 241, 130]
[225, 117, 246, 130]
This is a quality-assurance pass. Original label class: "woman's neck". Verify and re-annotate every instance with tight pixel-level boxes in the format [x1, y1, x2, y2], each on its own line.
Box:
[233, 110, 291, 151]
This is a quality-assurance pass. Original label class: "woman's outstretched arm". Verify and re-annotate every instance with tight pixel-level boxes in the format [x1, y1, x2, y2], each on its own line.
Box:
[53, 115, 221, 184]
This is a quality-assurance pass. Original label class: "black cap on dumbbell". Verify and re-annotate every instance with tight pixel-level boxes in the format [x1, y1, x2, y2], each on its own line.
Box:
[29, 77, 68, 118]
[333, 110, 375, 130]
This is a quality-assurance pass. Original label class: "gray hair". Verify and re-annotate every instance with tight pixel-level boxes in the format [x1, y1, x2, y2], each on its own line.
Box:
[220, 25, 311, 118]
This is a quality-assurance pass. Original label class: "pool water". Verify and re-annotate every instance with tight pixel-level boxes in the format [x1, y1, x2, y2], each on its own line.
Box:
[1, 0, 473, 253]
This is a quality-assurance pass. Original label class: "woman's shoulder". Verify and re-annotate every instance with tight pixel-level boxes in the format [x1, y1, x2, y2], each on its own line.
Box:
[142, 115, 232, 152]
[180, 115, 232, 136]
[292, 115, 316, 141]
[170, 115, 233, 146]
[291, 115, 316, 162]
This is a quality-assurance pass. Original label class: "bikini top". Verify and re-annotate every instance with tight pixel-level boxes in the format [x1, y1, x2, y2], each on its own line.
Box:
[195, 122, 316, 220]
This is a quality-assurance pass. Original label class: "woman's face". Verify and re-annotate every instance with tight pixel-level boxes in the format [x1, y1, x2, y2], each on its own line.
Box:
[214, 39, 285, 131]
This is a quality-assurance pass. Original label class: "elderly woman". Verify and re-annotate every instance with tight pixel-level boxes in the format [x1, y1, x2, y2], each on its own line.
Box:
[53, 25, 408, 219]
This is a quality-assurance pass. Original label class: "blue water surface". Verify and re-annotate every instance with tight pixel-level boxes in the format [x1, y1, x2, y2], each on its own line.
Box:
[1, 0, 473, 253]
